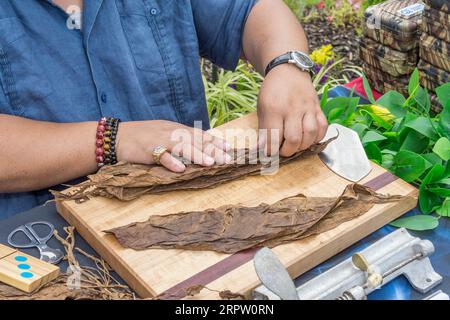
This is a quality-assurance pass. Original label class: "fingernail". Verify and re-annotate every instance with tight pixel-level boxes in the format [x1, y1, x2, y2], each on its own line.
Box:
[264, 144, 269, 157]
[224, 141, 231, 151]
[225, 153, 233, 164]
[258, 136, 266, 149]
[175, 162, 186, 171]
[204, 156, 215, 166]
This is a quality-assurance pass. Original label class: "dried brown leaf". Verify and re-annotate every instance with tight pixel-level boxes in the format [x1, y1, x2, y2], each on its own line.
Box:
[219, 290, 246, 300]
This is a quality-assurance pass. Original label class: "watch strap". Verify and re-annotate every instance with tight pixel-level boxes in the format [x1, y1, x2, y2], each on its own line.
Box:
[264, 52, 292, 76]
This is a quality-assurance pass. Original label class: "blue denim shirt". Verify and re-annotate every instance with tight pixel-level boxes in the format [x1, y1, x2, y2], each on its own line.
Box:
[0, 0, 256, 218]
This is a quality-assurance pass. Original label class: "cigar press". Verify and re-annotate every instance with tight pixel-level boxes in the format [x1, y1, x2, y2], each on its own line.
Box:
[253, 228, 443, 300]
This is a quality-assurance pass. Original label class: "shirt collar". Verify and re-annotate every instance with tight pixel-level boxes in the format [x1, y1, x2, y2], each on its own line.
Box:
[82, 0, 104, 45]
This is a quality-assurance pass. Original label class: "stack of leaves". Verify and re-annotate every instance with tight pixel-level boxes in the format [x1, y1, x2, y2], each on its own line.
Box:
[53, 140, 333, 202]
[320, 69, 450, 230]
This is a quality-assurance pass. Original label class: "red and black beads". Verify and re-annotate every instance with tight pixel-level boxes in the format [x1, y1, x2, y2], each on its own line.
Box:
[95, 117, 120, 168]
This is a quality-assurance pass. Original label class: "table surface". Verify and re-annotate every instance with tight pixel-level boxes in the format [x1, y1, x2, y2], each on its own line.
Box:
[1, 86, 448, 300]
[1, 202, 448, 300]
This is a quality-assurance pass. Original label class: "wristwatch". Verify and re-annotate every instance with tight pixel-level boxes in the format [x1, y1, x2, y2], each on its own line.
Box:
[264, 51, 315, 76]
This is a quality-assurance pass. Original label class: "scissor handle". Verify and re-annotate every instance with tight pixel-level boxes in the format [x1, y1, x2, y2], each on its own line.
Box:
[25, 221, 55, 244]
[7, 221, 55, 248]
[7, 226, 37, 248]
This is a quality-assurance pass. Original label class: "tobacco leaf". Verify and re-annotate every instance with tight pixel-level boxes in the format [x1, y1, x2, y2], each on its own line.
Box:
[185, 285, 205, 296]
[105, 184, 408, 254]
[52, 140, 334, 202]
[219, 290, 246, 300]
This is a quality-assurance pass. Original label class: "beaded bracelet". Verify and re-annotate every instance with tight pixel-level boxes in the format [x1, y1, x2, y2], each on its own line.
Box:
[95, 117, 120, 168]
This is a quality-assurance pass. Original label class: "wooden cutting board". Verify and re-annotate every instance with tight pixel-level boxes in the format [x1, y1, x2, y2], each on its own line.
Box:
[56, 113, 418, 299]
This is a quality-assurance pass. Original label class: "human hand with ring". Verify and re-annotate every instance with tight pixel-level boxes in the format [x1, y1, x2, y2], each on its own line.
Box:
[116, 120, 232, 172]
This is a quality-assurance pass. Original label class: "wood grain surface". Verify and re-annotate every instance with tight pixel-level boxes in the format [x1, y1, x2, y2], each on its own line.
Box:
[56, 113, 418, 299]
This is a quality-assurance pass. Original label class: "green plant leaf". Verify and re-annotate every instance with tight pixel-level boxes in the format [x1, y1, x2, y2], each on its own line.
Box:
[328, 107, 345, 122]
[364, 143, 382, 163]
[324, 97, 359, 124]
[376, 91, 406, 118]
[436, 198, 450, 217]
[383, 131, 399, 138]
[320, 84, 329, 109]
[362, 73, 376, 104]
[381, 153, 395, 169]
[391, 117, 405, 133]
[323, 97, 350, 117]
[400, 130, 429, 154]
[342, 97, 359, 124]
[419, 164, 446, 214]
[408, 68, 420, 97]
[436, 83, 450, 107]
[420, 189, 444, 214]
[422, 164, 446, 184]
[445, 159, 450, 173]
[404, 116, 439, 141]
[381, 149, 397, 155]
[437, 102, 450, 139]
[393, 150, 426, 182]
[414, 87, 431, 114]
[437, 178, 450, 185]
[427, 187, 450, 197]
[362, 130, 387, 145]
[350, 123, 369, 139]
[359, 109, 393, 130]
[432, 137, 450, 161]
[422, 153, 443, 166]
[390, 215, 439, 231]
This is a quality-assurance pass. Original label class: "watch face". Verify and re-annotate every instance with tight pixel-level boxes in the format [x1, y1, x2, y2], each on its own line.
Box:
[292, 51, 314, 69]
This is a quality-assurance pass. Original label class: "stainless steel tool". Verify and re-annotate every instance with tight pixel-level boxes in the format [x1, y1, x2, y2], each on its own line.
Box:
[423, 290, 449, 300]
[8, 221, 64, 264]
[253, 228, 442, 300]
[254, 247, 299, 300]
[319, 123, 372, 182]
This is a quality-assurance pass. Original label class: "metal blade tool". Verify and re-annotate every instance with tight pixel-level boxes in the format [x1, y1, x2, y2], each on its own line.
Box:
[319, 123, 372, 182]
[254, 247, 299, 300]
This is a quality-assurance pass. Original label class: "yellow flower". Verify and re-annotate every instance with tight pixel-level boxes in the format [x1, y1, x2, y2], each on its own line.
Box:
[370, 104, 395, 122]
[310, 45, 335, 66]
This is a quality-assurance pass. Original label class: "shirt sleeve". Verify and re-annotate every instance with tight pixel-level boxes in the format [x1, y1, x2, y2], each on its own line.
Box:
[190, 0, 257, 70]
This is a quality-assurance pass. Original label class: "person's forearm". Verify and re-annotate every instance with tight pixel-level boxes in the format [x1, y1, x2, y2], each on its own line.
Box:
[242, 0, 309, 75]
[0, 114, 97, 193]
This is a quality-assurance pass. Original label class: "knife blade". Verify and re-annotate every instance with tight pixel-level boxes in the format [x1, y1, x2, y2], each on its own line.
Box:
[319, 123, 372, 182]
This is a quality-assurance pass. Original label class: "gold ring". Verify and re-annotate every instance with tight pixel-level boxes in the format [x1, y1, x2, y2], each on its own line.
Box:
[152, 145, 168, 165]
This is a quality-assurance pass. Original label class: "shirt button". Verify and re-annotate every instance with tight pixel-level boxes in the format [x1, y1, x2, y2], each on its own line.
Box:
[150, 8, 158, 15]
[101, 92, 107, 103]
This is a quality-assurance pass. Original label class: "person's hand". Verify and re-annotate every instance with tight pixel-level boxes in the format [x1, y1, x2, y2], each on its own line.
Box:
[257, 64, 328, 157]
[116, 120, 231, 172]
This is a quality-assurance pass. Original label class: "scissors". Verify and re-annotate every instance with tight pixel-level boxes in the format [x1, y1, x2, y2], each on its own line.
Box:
[7, 221, 64, 264]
